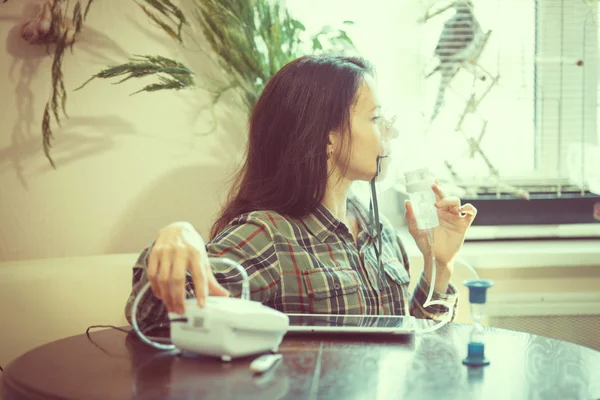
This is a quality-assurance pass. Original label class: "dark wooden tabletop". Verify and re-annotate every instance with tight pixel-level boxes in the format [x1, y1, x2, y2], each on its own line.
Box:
[2, 321, 600, 400]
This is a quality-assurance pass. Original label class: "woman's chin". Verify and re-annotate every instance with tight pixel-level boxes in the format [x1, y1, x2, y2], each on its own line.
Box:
[355, 168, 388, 182]
[347, 163, 389, 182]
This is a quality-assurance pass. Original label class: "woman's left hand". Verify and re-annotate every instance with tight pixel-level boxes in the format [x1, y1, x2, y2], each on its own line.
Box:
[405, 182, 477, 267]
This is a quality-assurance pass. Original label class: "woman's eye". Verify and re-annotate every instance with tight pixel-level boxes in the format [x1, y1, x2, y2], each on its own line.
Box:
[372, 116, 382, 122]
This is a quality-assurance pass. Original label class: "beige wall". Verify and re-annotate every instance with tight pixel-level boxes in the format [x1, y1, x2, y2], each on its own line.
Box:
[0, 254, 136, 367]
[0, 0, 246, 262]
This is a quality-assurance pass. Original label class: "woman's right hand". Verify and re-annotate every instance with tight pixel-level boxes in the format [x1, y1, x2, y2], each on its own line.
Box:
[146, 221, 230, 314]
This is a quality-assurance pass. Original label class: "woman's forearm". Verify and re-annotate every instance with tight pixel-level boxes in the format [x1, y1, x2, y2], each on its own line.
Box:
[423, 257, 453, 294]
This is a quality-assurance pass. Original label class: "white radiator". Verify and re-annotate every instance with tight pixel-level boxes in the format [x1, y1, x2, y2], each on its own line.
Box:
[485, 292, 600, 352]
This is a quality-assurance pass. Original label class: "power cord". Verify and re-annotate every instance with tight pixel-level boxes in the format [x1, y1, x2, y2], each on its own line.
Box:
[85, 319, 188, 355]
[86, 324, 131, 335]
[86, 319, 187, 337]
[0, 322, 187, 372]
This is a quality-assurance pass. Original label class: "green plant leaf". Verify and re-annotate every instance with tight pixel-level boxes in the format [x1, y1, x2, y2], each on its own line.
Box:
[312, 38, 323, 50]
[135, 0, 187, 43]
[337, 30, 354, 45]
[291, 19, 305, 30]
[75, 55, 195, 94]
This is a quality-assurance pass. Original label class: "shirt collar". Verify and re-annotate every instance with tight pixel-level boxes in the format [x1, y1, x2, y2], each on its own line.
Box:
[299, 202, 340, 242]
[300, 197, 377, 243]
[348, 197, 378, 240]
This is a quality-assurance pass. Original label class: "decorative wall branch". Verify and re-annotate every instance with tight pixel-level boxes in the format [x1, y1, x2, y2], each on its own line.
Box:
[4, 0, 94, 168]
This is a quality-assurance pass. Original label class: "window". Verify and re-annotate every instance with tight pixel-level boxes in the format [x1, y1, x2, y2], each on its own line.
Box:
[286, 0, 600, 233]
[535, 0, 598, 188]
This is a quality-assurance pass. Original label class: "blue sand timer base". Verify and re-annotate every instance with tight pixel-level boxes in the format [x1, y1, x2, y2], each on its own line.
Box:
[462, 342, 490, 366]
[462, 279, 494, 368]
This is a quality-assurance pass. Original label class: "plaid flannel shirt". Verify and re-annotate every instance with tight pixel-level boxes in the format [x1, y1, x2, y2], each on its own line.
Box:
[125, 198, 458, 330]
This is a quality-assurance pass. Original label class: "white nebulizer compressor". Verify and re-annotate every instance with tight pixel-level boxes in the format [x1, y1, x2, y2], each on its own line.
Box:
[131, 258, 290, 362]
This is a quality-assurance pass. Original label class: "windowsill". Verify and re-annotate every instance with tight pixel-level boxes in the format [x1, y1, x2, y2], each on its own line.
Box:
[396, 226, 600, 269]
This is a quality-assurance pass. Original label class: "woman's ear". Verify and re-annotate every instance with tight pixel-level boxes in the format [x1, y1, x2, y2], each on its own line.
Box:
[328, 130, 340, 151]
[327, 131, 339, 161]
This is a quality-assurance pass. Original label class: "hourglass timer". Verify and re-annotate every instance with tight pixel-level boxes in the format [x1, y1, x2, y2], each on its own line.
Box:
[462, 279, 494, 367]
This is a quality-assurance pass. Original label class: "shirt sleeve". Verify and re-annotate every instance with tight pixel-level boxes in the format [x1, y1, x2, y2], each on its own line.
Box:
[410, 272, 459, 322]
[206, 214, 281, 303]
[124, 214, 280, 331]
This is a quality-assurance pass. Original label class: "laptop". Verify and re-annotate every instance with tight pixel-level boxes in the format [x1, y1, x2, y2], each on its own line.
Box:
[285, 313, 416, 335]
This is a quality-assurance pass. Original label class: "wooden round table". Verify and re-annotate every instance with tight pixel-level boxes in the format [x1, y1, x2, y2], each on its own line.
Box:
[2, 321, 600, 400]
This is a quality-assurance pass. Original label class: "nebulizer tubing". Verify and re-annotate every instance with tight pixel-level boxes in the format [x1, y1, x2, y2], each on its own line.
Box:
[130, 257, 250, 351]
[412, 227, 456, 334]
[401, 168, 454, 334]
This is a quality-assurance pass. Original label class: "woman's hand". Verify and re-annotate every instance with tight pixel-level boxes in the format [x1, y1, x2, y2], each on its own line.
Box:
[146, 221, 230, 314]
[405, 182, 477, 268]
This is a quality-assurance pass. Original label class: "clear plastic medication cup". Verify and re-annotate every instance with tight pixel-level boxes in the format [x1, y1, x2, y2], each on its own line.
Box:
[404, 168, 439, 230]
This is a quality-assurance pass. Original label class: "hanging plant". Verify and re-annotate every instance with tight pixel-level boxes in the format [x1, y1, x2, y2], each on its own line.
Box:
[3, 0, 94, 168]
[78, 0, 356, 112]
[3, 0, 353, 168]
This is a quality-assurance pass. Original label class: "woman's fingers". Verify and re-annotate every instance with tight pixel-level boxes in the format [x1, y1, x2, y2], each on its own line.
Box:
[147, 222, 231, 315]
[460, 203, 478, 218]
[158, 247, 174, 312]
[189, 250, 208, 307]
[208, 272, 230, 296]
[435, 196, 462, 214]
[146, 246, 161, 299]
[431, 182, 446, 201]
[431, 181, 476, 219]
[170, 249, 188, 314]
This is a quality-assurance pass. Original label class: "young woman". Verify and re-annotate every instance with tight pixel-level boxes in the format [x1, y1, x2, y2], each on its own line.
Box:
[125, 55, 477, 330]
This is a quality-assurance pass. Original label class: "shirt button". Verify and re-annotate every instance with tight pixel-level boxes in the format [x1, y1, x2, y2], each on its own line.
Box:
[334, 282, 341, 290]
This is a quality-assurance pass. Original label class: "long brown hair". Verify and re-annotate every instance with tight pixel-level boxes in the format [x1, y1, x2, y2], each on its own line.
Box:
[210, 55, 374, 239]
